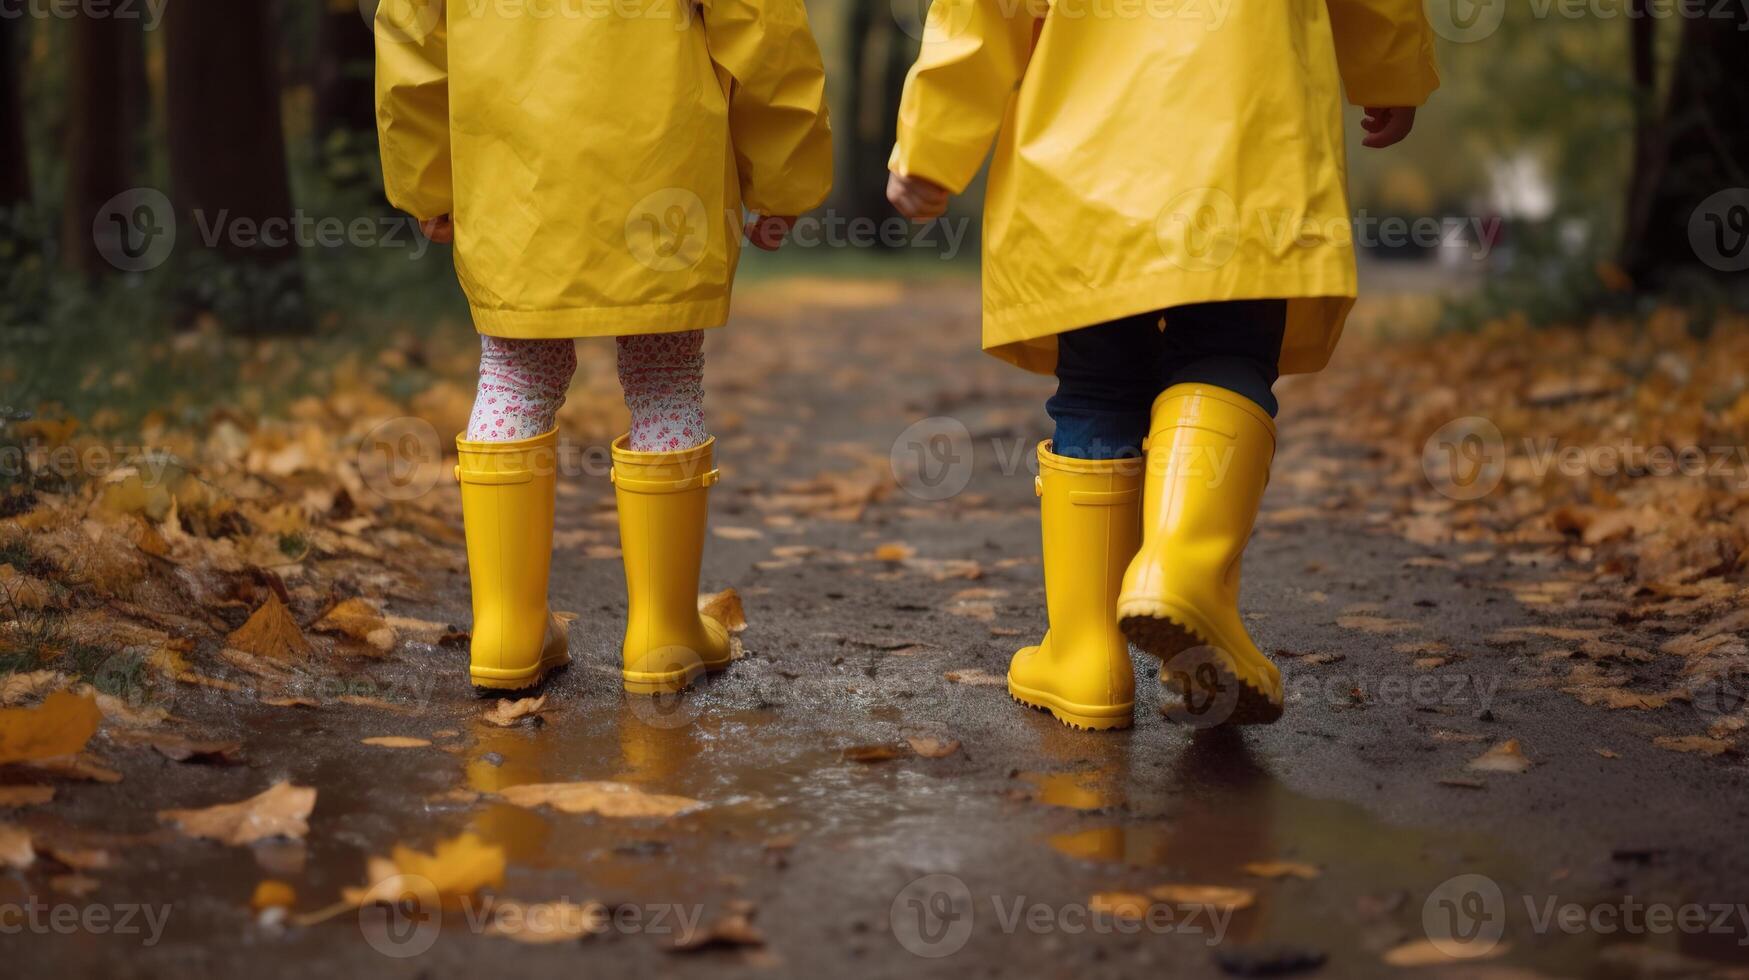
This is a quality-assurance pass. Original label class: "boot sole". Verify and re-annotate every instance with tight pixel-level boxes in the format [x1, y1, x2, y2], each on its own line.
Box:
[472, 655, 571, 695]
[1007, 676, 1134, 731]
[622, 659, 731, 696]
[1118, 602, 1282, 727]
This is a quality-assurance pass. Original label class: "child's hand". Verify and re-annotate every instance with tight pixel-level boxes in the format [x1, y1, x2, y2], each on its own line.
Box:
[419, 214, 455, 244]
[887, 172, 949, 221]
[743, 214, 797, 251]
[1360, 107, 1416, 149]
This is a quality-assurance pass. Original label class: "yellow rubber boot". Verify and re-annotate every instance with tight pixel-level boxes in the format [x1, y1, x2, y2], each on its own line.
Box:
[456, 430, 571, 691]
[1007, 443, 1142, 731]
[611, 435, 733, 695]
[1117, 384, 1283, 725]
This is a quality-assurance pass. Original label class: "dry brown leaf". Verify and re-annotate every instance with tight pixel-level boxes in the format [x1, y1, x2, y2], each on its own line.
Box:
[1467, 739, 1532, 774]
[485, 900, 609, 944]
[670, 904, 765, 953]
[944, 668, 1005, 687]
[1148, 884, 1256, 912]
[1652, 735, 1735, 756]
[336, 833, 506, 913]
[252, 880, 297, 911]
[1241, 861, 1320, 880]
[843, 744, 907, 763]
[0, 690, 102, 765]
[499, 781, 703, 818]
[160, 781, 316, 845]
[226, 594, 312, 660]
[361, 736, 430, 749]
[1089, 892, 1152, 920]
[711, 526, 764, 541]
[0, 670, 68, 706]
[0, 785, 55, 808]
[698, 588, 748, 633]
[873, 542, 916, 562]
[1382, 938, 1509, 967]
[0, 823, 33, 869]
[481, 696, 549, 727]
[906, 736, 961, 759]
[312, 597, 395, 652]
[1336, 615, 1417, 635]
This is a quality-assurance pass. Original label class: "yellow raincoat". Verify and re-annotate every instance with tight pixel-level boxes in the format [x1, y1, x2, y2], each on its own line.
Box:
[891, 0, 1439, 375]
[375, 0, 833, 338]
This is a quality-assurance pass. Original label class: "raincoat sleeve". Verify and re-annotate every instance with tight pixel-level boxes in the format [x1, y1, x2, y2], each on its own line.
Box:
[1325, 0, 1441, 108]
[701, 0, 835, 217]
[889, 0, 1042, 194]
[374, 0, 453, 221]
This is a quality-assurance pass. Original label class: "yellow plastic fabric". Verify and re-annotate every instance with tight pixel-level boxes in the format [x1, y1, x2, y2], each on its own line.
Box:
[375, 0, 833, 339]
[891, 0, 1439, 376]
[1117, 385, 1282, 707]
[611, 436, 733, 694]
[456, 430, 571, 689]
[1007, 443, 1142, 730]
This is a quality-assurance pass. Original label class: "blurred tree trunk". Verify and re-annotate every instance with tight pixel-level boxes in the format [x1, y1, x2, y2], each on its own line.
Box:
[1, 14, 43, 326]
[1620, 10, 1749, 290]
[839, 2, 914, 238]
[60, 14, 145, 277]
[313, 0, 377, 186]
[164, 0, 308, 333]
[0, 16, 27, 210]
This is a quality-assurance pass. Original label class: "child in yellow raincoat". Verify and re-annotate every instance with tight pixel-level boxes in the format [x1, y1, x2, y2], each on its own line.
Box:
[889, 0, 1438, 728]
[375, 0, 831, 694]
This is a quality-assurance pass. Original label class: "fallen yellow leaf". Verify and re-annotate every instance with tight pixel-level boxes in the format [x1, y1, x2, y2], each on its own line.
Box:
[361, 736, 431, 748]
[0, 823, 32, 869]
[1148, 884, 1256, 912]
[226, 594, 312, 660]
[499, 781, 703, 818]
[1467, 739, 1532, 774]
[1241, 861, 1320, 880]
[698, 588, 748, 633]
[0, 690, 102, 765]
[160, 781, 316, 845]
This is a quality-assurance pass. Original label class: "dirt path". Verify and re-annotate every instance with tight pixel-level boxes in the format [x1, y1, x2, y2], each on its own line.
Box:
[10, 281, 1749, 979]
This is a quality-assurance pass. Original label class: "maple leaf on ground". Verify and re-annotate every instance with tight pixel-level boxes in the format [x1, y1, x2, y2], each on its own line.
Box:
[499, 781, 704, 818]
[226, 594, 312, 660]
[159, 781, 317, 845]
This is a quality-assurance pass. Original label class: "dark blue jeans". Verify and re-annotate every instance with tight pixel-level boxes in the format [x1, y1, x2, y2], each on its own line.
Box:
[1047, 300, 1287, 460]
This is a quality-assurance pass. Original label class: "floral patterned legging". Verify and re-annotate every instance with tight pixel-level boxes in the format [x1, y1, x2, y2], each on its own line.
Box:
[464, 332, 707, 452]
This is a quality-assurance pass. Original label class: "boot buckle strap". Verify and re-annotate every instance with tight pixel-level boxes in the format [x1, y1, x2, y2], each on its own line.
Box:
[455, 465, 534, 486]
[1069, 488, 1139, 507]
[610, 467, 721, 494]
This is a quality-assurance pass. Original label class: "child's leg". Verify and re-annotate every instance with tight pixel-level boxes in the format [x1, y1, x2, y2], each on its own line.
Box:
[610, 329, 728, 696]
[1045, 313, 1165, 459]
[616, 331, 708, 452]
[1157, 300, 1287, 415]
[465, 336, 578, 441]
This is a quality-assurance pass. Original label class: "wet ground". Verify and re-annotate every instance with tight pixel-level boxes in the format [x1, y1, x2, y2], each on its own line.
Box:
[9, 280, 1749, 978]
